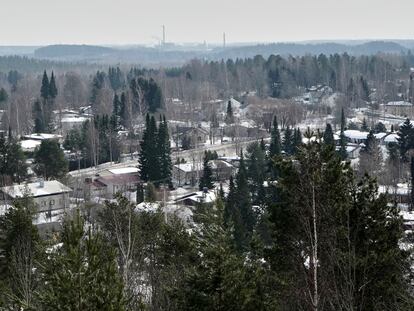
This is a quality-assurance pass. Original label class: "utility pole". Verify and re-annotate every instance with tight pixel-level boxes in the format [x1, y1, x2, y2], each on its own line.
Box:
[223, 32, 226, 49]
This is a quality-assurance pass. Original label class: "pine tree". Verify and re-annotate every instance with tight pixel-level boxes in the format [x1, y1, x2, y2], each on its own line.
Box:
[282, 126, 294, 155]
[199, 152, 214, 191]
[39, 212, 125, 310]
[269, 115, 281, 157]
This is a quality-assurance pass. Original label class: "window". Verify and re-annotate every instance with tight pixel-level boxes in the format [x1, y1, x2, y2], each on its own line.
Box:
[42, 201, 46, 206]
[50, 200, 55, 206]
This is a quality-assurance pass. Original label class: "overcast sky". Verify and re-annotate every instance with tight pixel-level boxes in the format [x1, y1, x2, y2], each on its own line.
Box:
[1, 0, 413, 45]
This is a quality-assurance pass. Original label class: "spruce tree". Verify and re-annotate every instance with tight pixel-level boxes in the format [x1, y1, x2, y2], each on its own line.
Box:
[339, 108, 348, 160]
[234, 150, 254, 249]
[247, 142, 266, 205]
[350, 176, 413, 310]
[269, 115, 281, 157]
[225, 100, 234, 124]
[323, 123, 335, 147]
[39, 212, 125, 310]
[40, 70, 49, 100]
[358, 130, 382, 178]
[34, 140, 68, 179]
[139, 114, 160, 184]
[292, 127, 302, 154]
[199, 152, 214, 191]
[139, 114, 151, 182]
[157, 116, 172, 186]
[49, 71, 58, 99]
[397, 118, 414, 161]
[282, 126, 294, 155]
[361, 117, 369, 131]
[33, 99, 45, 133]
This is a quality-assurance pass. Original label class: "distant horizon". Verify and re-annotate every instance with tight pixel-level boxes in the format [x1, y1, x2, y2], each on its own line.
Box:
[1, 38, 414, 48]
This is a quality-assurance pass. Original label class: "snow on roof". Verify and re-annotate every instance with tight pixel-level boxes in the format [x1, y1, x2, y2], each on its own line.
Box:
[174, 163, 202, 173]
[400, 211, 414, 222]
[1, 180, 72, 199]
[23, 133, 62, 140]
[343, 130, 368, 140]
[384, 133, 398, 143]
[61, 116, 89, 123]
[19, 139, 41, 151]
[187, 190, 217, 204]
[384, 101, 412, 107]
[378, 183, 409, 196]
[346, 145, 360, 152]
[135, 202, 160, 213]
[0, 204, 12, 216]
[374, 132, 387, 140]
[108, 167, 139, 175]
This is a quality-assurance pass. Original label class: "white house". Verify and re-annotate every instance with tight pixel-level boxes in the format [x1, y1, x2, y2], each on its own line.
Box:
[0, 180, 72, 213]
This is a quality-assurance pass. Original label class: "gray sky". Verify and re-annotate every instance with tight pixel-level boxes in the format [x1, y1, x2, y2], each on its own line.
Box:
[1, 0, 413, 45]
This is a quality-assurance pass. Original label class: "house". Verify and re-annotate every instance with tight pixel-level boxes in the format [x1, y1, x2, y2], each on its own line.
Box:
[380, 101, 413, 117]
[0, 180, 72, 213]
[172, 160, 234, 186]
[173, 162, 203, 186]
[378, 183, 410, 204]
[174, 189, 217, 206]
[22, 133, 63, 142]
[83, 166, 140, 199]
[176, 126, 209, 149]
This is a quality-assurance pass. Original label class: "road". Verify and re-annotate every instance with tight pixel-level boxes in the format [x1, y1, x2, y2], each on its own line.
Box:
[68, 136, 268, 179]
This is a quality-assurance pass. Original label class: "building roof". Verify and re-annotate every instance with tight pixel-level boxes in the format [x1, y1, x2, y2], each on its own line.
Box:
[384, 133, 398, 143]
[174, 162, 203, 173]
[61, 116, 90, 123]
[97, 174, 140, 186]
[384, 101, 412, 107]
[108, 167, 139, 175]
[1, 180, 72, 199]
[343, 130, 369, 140]
[19, 139, 41, 151]
[23, 133, 63, 141]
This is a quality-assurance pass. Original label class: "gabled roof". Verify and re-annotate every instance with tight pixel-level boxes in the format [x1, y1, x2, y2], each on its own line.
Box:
[1, 180, 72, 199]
